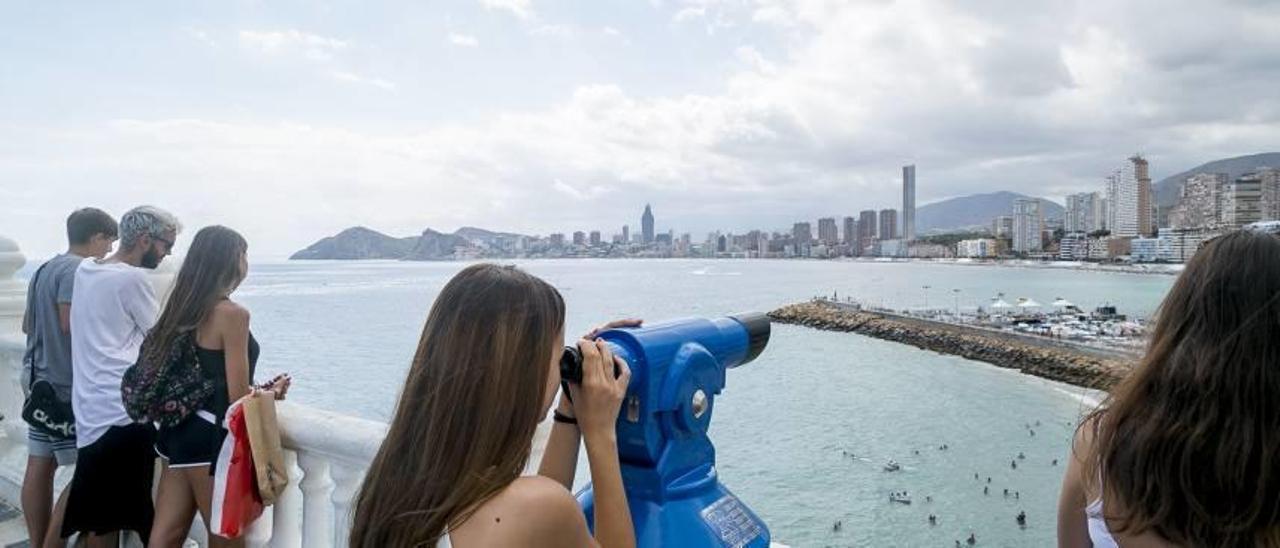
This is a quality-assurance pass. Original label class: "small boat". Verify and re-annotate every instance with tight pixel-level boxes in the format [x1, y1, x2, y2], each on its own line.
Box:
[889, 493, 912, 504]
[883, 460, 901, 472]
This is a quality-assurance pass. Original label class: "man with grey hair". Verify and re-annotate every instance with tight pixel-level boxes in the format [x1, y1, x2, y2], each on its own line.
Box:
[62, 205, 181, 546]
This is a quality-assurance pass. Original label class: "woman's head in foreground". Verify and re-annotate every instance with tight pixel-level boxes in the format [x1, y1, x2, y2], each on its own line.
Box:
[351, 263, 566, 547]
[1087, 229, 1280, 546]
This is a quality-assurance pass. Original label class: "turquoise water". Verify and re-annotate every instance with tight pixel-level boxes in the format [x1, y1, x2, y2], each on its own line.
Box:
[232, 259, 1174, 547]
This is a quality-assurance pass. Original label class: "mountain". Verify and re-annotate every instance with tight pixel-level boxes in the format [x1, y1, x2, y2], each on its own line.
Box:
[1154, 152, 1280, 208]
[292, 226, 531, 260]
[288, 227, 417, 260]
[916, 191, 1064, 233]
[403, 228, 472, 261]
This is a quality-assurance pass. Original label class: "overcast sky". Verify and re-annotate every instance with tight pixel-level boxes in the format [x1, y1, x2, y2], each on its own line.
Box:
[3, 0, 1278, 258]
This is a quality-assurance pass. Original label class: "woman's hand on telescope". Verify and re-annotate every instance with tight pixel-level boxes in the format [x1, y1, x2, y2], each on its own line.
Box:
[583, 318, 643, 340]
[569, 339, 632, 442]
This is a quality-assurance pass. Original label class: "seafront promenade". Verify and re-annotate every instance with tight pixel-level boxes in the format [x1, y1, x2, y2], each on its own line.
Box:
[770, 300, 1133, 390]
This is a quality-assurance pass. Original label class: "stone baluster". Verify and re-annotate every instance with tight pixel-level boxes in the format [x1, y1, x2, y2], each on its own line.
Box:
[0, 235, 28, 503]
[295, 452, 333, 548]
[268, 450, 303, 548]
[328, 462, 364, 547]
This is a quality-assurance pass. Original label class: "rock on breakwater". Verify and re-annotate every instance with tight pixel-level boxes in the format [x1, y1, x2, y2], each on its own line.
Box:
[769, 301, 1130, 390]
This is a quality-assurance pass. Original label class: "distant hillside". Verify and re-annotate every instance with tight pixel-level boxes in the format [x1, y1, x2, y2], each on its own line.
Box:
[288, 227, 417, 260]
[917, 191, 1064, 233]
[1155, 152, 1280, 208]
[292, 226, 530, 260]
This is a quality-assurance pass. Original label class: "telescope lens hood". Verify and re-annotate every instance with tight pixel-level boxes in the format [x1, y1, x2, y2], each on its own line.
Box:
[730, 312, 771, 365]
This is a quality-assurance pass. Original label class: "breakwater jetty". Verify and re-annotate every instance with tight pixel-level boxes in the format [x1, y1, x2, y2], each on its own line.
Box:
[769, 300, 1133, 390]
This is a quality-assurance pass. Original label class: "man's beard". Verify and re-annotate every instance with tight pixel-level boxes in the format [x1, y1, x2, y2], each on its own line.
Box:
[140, 245, 162, 269]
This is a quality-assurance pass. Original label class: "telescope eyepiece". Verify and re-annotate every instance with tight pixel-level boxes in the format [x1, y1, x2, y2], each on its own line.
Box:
[559, 344, 621, 384]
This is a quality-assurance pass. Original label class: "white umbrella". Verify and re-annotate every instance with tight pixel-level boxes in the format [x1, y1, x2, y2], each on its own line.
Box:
[1052, 297, 1074, 308]
[1017, 298, 1041, 308]
[991, 297, 1013, 309]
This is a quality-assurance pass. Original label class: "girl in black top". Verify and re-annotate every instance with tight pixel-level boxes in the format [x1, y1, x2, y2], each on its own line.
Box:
[144, 226, 291, 547]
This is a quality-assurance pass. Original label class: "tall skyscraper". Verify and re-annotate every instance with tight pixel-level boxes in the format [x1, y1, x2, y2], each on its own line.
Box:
[589, 231, 601, 246]
[1257, 168, 1280, 222]
[817, 217, 838, 244]
[1169, 173, 1227, 229]
[858, 210, 878, 252]
[1012, 198, 1043, 253]
[572, 231, 586, 246]
[902, 165, 916, 241]
[1065, 192, 1100, 233]
[792, 222, 813, 244]
[842, 216, 857, 246]
[622, 224, 630, 244]
[878, 209, 898, 240]
[1224, 173, 1264, 228]
[1107, 155, 1154, 237]
[641, 204, 655, 244]
[992, 215, 1014, 239]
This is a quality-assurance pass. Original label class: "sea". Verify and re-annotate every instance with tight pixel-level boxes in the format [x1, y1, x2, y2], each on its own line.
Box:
[22, 257, 1177, 546]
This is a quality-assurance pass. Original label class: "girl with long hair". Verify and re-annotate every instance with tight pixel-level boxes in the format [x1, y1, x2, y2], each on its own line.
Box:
[1058, 230, 1280, 547]
[145, 226, 291, 547]
[350, 263, 636, 547]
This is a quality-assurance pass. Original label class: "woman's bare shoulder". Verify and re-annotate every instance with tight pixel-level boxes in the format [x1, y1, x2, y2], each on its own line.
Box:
[451, 476, 589, 547]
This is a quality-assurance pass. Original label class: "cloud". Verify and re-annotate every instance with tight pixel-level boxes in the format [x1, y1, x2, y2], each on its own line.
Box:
[448, 33, 480, 47]
[238, 29, 348, 61]
[329, 71, 398, 91]
[479, 0, 534, 20]
[6, 0, 1280, 258]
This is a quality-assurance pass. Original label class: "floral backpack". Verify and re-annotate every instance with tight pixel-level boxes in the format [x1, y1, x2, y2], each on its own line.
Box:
[122, 330, 214, 427]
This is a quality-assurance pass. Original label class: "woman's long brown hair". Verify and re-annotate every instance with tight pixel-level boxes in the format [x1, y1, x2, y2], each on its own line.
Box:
[350, 263, 565, 547]
[139, 225, 247, 368]
[1084, 230, 1280, 546]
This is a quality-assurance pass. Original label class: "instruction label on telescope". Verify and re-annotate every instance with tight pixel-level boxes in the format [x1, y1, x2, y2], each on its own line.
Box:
[700, 494, 762, 547]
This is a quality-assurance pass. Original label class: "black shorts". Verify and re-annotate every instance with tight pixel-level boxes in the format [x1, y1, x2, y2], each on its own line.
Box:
[62, 423, 156, 540]
[155, 411, 227, 469]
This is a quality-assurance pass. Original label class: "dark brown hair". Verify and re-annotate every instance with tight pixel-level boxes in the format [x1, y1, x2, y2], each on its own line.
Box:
[66, 207, 117, 245]
[1084, 230, 1280, 546]
[350, 263, 565, 547]
[139, 225, 247, 369]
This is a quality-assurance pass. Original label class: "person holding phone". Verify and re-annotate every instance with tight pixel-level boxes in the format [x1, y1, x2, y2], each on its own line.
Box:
[143, 226, 291, 548]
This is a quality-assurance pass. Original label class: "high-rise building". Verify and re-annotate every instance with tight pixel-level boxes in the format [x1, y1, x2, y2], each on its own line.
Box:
[1169, 173, 1227, 229]
[1224, 173, 1264, 228]
[572, 231, 586, 246]
[1133, 155, 1154, 236]
[902, 165, 916, 241]
[842, 216, 857, 246]
[1257, 168, 1280, 222]
[589, 231, 601, 246]
[858, 210, 877, 253]
[992, 215, 1014, 239]
[1065, 192, 1101, 233]
[549, 233, 565, 248]
[792, 222, 813, 245]
[641, 204, 655, 244]
[817, 217, 838, 244]
[1107, 155, 1154, 237]
[1012, 198, 1043, 253]
[878, 209, 897, 240]
[622, 224, 630, 244]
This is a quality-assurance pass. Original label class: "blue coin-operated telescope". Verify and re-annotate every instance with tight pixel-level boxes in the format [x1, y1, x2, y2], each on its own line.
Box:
[561, 313, 773, 547]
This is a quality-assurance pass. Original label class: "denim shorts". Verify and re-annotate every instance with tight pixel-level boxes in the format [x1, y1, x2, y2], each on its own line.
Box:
[28, 426, 77, 466]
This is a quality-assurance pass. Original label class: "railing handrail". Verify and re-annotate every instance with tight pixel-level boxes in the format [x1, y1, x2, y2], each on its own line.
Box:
[277, 402, 387, 464]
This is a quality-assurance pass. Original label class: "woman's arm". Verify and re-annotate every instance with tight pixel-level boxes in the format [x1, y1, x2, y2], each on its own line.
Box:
[217, 303, 253, 404]
[538, 393, 582, 490]
[1057, 426, 1094, 548]
[572, 340, 635, 548]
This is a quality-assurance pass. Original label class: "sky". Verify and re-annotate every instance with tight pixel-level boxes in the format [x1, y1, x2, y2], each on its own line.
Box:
[2, 0, 1279, 259]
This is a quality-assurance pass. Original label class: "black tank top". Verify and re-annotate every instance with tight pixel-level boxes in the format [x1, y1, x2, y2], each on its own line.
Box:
[196, 332, 260, 420]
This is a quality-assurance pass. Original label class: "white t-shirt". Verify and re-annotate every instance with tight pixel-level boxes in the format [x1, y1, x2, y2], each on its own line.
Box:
[70, 259, 159, 448]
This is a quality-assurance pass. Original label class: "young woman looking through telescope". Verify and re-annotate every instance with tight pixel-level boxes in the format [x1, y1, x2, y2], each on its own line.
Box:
[350, 263, 637, 548]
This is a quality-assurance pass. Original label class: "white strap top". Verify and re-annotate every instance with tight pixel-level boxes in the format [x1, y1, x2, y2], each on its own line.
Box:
[437, 531, 452, 548]
[1086, 498, 1119, 548]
